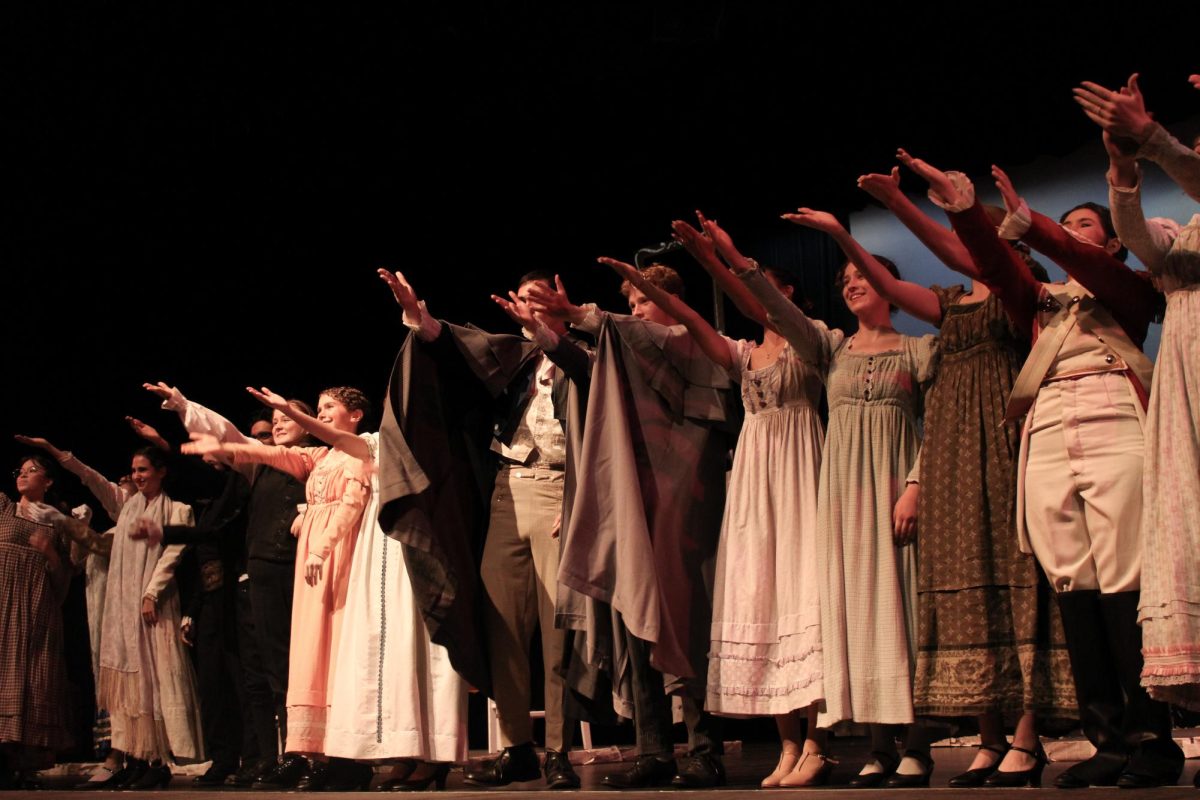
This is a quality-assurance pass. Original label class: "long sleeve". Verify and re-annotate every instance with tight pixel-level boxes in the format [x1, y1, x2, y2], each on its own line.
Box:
[1138, 122, 1200, 202]
[1019, 211, 1159, 346]
[229, 444, 321, 483]
[143, 503, 194, 602]
[738, 267, 843, 370]
[536, 326, 594, 385]
[948, 202, 1041, 336]
[309, 467, 368, 561]
[58, 454, 127, 522]
[1108, 171, 1178, 275]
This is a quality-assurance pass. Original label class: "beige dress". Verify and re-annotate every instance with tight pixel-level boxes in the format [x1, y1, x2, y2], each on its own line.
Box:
[1139, 215, 1200, 709]
[741, 268, 935, 728]
[705, 339, 825, 716]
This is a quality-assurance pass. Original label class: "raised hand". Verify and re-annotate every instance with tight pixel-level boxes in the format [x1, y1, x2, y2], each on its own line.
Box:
[1191, 74, 1200, 91]
[491, 291, 539, 334]
[247, 386, 292, 413]
[671, 216, 717, 262]
[781, 207, 845, 236]
[14, 434, 60, 456]
[597, 256, 643, 286]
[125, 416, 168, 450]
[991, 165, 1022, 215]
[857, 167, 903, 204]
[142, 381, 181, 405]
[896, 148, 961, 206]
[181, 432, 224, 457]
[378, 268, 422, 319]
[1073, 73, 1155, 143]
[524, 275, 581, 321]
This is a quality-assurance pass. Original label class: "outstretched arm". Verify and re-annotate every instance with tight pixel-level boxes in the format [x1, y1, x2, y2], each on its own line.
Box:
[858, 164, 980, 280]
[1075, 73, 1200, 201]
[672, 214, 769, 327]
[182, 433, 315, 482]
[380, 268, 444, 341]
[781, 207, 942, 325]
[246, 386, 371, 462]
[492, 285, 593, 384]
[597, 256, 736, 371]
[15, 435, 128, 520]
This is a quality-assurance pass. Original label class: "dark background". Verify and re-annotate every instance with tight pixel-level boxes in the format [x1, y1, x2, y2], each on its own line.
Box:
[6, 3, 1199, 485]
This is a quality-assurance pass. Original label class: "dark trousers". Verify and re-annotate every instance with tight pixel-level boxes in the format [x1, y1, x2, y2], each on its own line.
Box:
[195, 575, 253, 769]
[247, 559, 294, 755]
[237, 577, 278, 761]
[625, 630, 722, 757]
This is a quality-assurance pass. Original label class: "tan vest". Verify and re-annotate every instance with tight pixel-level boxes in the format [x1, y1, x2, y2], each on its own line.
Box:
[1005, 279, 1154, 421]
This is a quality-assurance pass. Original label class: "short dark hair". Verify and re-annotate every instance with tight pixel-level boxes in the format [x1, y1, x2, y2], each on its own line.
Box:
[620, 264, 685, 300]
[517, 270, 555, 288]
[1060, 202, 1128, 262]
[133, 446, 170, 471]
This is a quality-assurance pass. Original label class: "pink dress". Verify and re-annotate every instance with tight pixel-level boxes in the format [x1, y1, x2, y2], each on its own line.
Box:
[234, 443, 368, 754]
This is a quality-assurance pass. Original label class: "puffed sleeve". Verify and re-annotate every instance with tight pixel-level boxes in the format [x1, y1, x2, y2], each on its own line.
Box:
[739, 266, 844, 372]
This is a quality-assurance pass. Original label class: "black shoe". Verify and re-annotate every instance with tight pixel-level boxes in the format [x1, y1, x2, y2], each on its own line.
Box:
[848, 750, 899, 788]
[114, 759, 149, 789]
[1054, 750, 1128, 789]
[670, 752, 725, 789]
[193, 762, 237, 786]
[295, 759, 332, 792]
[227, 757, 274, 787]
[984, 744, 1047, 788]
[75, 765, 126, 790]
[464, 743, 540, 786]
[883, 750, 934, 788]
[253, 754, 310, 790]
[948, 743, 1007, 787]
[543, 749, 580, 790]
[392, 764, 450, 792]
[326, 761, 376, 791]
[601, 755, 677, 789]
[127, 763, 173, 791]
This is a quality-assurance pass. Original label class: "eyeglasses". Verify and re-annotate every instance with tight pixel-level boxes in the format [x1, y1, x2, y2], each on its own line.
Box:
[13, 466, 44, 479]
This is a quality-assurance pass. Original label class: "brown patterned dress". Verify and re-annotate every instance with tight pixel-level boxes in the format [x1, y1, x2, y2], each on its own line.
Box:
[0, 494, 72, 765]
[913, 287, 1075, 722]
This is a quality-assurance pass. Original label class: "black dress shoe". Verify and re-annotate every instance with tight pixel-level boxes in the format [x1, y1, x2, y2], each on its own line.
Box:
[253, 754, 310, 790]
[114, 759, 149, 789]
[947, 743, 1006, 787]
[543, 749, 580, 790]
[75, 765, 125, 790]
[671, 752, 725, 788]
[883, 750, 934, 788]
[983, 744, 1047, 788]
[602, 755, 677, 789]
[127, 764, 173, 791]
[464, 743, 540, 786]
[193, 762, 237, 786]
[295, 759, 332, 792]
[848, 750, 899, 788]
[1054, 750, 1128, 788]
[227, 757, 274, 787]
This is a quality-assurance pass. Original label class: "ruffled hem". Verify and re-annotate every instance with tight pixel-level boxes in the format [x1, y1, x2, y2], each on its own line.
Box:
[286, 704, 328, 754]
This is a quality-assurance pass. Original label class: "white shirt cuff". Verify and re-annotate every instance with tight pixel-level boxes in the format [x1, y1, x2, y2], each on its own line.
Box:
[997, 199, 1032, 241]
[925, 171, 976, 213]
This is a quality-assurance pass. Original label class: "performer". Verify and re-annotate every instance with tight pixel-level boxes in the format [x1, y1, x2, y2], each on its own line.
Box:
[184, 387, 374, 791]
[538, 262, 735, 789]
[376, 269, 585, 790]
[737, 231, 937, 788]
[902, 152, 1184, 788]
[246, 382, 469, 792]
[611, 217, 833, 787]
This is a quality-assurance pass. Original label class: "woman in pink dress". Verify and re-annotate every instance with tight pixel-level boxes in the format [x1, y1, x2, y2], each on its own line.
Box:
[184, 386, 373, 790]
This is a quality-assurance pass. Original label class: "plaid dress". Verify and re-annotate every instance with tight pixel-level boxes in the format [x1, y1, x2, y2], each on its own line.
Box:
[0, 495, 72, 761]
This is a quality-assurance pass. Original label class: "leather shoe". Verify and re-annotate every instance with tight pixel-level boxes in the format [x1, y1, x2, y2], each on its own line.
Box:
[193, 762, 237, 786]
[253, 754, 310, 790]
[1053, 750, 1127, 788]
[883, 750, 934, 789]
[670, 752, 725, 789]
[464, 743, 540, 786]
[295, 759, 332, 792]
[848, 750, 899, 788]
[543, 748, 580, 790]
[602, 755, 677, 789]
[227, 757, 274, 787]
